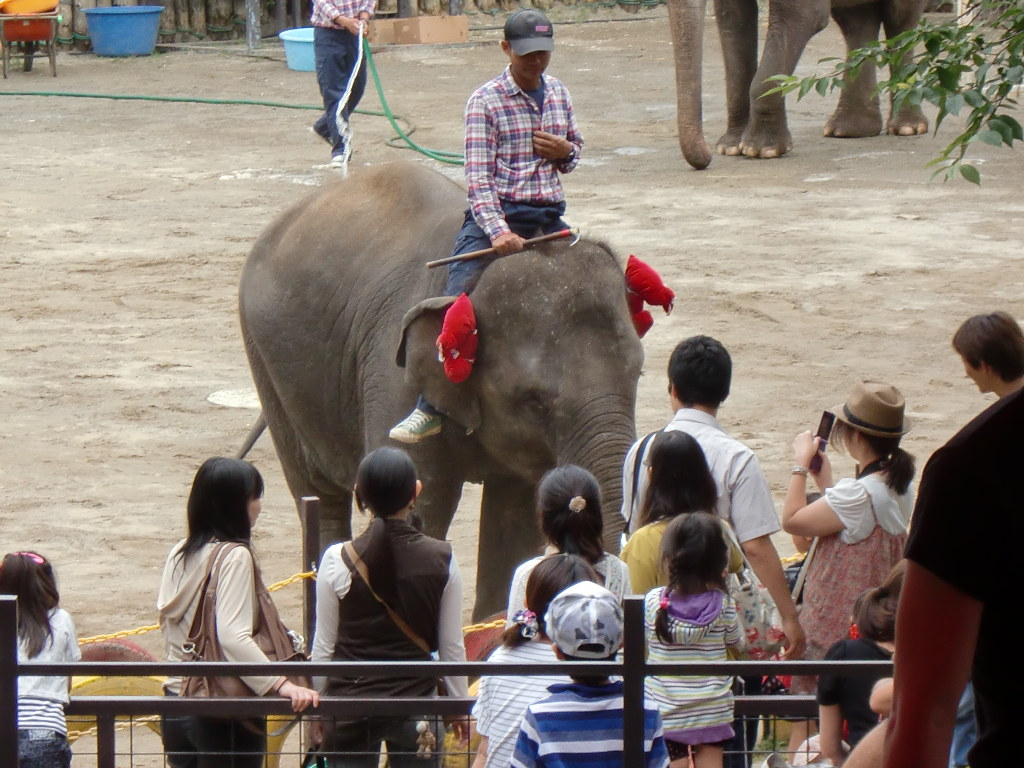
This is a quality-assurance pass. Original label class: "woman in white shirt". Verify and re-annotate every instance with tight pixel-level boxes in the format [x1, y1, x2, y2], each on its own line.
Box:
[782, 381, 914, 732]
[310, 447, 469, 768]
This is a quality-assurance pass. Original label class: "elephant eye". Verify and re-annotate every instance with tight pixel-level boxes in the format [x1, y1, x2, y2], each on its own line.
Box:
[519, 391, 550, 419]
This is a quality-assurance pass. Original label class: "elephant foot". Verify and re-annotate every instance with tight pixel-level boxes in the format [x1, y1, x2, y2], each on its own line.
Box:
[824, 108, 883, 138]
[737, 125, 794, 159]
[887, 107, 929, 136]
[715, 130, 744, 157]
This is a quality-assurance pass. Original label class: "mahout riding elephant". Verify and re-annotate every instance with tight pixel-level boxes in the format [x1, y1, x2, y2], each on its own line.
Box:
[670, 0, 930, 169]
[239, 162, 644, 619]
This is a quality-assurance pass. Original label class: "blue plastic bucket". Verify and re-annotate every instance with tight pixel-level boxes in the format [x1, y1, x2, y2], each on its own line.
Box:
[279, 27, 315, 72]
[84, 6, 163, 57]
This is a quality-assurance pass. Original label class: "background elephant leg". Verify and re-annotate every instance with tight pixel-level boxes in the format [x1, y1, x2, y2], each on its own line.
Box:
[714, 0, 758, 155]
[741, 1, 830, 158]
[882, 0, 929, 135]
[474, 476, 545, 621]
[413, 452, 464, 541]
[826, 6, 884, 138]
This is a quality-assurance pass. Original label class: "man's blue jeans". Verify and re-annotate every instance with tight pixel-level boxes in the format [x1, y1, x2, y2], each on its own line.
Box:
[313, 26, 367, 158]
[413, 199, 568, 415]
[444, 199, 569, 296]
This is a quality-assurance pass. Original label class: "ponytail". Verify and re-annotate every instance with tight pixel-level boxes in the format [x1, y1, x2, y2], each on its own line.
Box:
[883, 447, 915, 496]
[502, 554, 599, 648]
[352, 447, 419, 607]
[536, 466, 604, 566]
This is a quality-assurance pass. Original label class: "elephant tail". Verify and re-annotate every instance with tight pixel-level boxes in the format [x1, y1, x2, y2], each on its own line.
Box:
[236, 412, 267, 459]
[669, 0, 713, 170]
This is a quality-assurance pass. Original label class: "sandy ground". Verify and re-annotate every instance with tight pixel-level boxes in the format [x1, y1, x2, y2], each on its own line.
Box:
[2, 9, 1023, 761]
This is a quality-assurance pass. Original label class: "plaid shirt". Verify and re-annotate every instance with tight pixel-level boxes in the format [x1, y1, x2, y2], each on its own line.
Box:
[311, 0, 373, 28]
[465, 67, 583, 241]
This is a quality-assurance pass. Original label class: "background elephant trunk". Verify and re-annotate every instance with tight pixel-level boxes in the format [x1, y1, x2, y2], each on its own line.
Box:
[669, 0, 712, 170]
[558, 407, 636, 554]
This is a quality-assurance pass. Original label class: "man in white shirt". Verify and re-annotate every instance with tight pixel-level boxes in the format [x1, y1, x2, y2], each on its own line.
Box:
[621, 335, 805, 767]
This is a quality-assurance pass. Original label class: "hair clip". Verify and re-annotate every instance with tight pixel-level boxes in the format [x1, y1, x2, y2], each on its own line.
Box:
[568, 496, 587, 513]
[512, 609, 538, 639]
[13, 551, 45, 565]
[659, 591, 670, 610]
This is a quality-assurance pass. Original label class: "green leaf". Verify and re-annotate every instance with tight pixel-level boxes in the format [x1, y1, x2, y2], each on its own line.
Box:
[815, 78, 829, 96]
[937, 66, 960, 91]
[1002, 115, 1024, 141]
[978, 129, 1005, 146]
[960, 164, 981, 185]
[988, 118, 1013, 144]
[963, 89, 986, 108]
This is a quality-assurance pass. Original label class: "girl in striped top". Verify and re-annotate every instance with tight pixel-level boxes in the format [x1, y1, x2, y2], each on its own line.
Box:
[473, 554, 598, 768]
[0, 551, 80, 768]
[644, 513, 742, 768]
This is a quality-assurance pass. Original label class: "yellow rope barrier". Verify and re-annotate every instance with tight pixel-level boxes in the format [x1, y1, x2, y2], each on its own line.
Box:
[461, 618, 506, 634]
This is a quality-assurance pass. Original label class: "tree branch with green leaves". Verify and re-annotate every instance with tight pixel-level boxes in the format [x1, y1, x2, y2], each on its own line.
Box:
[765, 1, 1023, 183]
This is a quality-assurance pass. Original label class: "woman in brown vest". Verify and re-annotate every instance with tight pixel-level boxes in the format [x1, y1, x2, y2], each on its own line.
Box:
[309, 447, 469, 767]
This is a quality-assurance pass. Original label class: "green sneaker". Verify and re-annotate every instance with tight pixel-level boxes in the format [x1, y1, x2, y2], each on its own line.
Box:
[388, 409, 443, 443]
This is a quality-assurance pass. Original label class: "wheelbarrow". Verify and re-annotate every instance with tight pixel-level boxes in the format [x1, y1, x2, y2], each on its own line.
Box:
[0, 0, 60, 78]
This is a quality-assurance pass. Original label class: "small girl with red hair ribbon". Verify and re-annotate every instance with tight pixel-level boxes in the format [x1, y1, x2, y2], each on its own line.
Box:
[643, 513, 743, 768]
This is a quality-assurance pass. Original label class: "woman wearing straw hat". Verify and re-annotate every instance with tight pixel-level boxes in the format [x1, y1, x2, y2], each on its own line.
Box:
[780, 381, 915, 737]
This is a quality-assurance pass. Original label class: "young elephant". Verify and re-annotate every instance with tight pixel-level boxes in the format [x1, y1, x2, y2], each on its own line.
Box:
[239, 162, 644, 619]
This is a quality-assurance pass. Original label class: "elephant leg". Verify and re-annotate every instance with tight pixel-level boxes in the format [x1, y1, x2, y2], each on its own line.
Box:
[825, 5, 884, 138]
[247, 346, 353, 554]
[474, 476, 545, 621]
[714, 0, 758, 155]
[412, 450, 465, 541]
[740, 0, 831, 158]
[882, 0, 929, 135]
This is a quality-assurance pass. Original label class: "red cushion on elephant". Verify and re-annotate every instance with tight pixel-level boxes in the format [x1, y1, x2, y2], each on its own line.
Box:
[632, 309, 654, 338]
[625, 254, 674, 313]
[436, 293, 478, 384]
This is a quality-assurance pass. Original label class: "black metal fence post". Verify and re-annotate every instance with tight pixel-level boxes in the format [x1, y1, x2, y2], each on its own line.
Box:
[1, 596, 18, 767]
[622, 595, 646, 768]
[97, 713, 117, 768]
[300, 495, 321, 646]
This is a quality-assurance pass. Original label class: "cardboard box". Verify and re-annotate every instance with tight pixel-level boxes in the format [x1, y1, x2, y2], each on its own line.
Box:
[368, 18, 397, 44]
[393, 14, 468, 45]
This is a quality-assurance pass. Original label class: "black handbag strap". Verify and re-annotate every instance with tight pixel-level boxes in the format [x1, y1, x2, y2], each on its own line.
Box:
[624, 430, 660, 535]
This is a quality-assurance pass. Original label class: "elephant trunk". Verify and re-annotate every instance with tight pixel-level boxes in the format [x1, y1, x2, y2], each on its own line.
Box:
[557, 403, 636, 554]
[669, 0, 712, 170]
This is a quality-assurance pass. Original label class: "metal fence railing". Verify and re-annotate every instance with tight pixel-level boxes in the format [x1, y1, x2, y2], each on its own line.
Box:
[1, 593, 894, 767]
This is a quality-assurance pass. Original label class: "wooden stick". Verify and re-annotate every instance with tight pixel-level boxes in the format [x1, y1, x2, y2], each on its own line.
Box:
[426, 228, 576, 269]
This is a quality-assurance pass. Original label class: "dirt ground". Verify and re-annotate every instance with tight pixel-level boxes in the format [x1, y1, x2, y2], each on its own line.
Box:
[2, 6, 1022, 748]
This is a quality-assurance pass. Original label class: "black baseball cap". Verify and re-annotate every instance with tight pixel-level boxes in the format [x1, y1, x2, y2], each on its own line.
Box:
[504, 9, 554, 55]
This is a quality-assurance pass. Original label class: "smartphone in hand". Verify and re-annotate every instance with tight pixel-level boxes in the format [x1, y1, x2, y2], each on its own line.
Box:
[808, 410, 836, 473]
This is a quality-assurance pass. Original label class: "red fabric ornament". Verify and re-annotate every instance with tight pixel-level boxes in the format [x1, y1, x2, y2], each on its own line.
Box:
[436, 293, 478, 383]
[625, 254, 674, 337]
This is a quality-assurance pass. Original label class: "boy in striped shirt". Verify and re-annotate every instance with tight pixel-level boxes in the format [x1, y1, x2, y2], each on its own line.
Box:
[389, 8, 583, 443]
[510, 582, 669, 768]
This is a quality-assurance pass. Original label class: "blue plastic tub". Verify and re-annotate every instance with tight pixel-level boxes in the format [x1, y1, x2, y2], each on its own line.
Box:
[279, 27, 315, 72]
[84, 6, 163, 57]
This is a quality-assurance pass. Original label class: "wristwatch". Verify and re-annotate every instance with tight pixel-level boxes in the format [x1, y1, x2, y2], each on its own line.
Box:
[563, 146, 576, 164]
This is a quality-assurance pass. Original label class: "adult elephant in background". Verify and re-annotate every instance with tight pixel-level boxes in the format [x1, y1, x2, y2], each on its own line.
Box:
[671, 0, 930, 169]
[239, 162, 644, 619]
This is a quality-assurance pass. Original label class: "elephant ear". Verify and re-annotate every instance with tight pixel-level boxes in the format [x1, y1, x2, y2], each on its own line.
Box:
[396, 297, 482, 432]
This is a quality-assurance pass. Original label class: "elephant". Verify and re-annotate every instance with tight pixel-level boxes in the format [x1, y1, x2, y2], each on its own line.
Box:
[670, 0, 930, 169]
[238, 162, 644, 619]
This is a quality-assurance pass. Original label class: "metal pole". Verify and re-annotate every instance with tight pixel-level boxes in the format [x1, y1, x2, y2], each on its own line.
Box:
[622, 595, 645, 768]
[0, 597, 19, 768]
[300, 496, 321, 647]
[97, 713, 117, 768]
